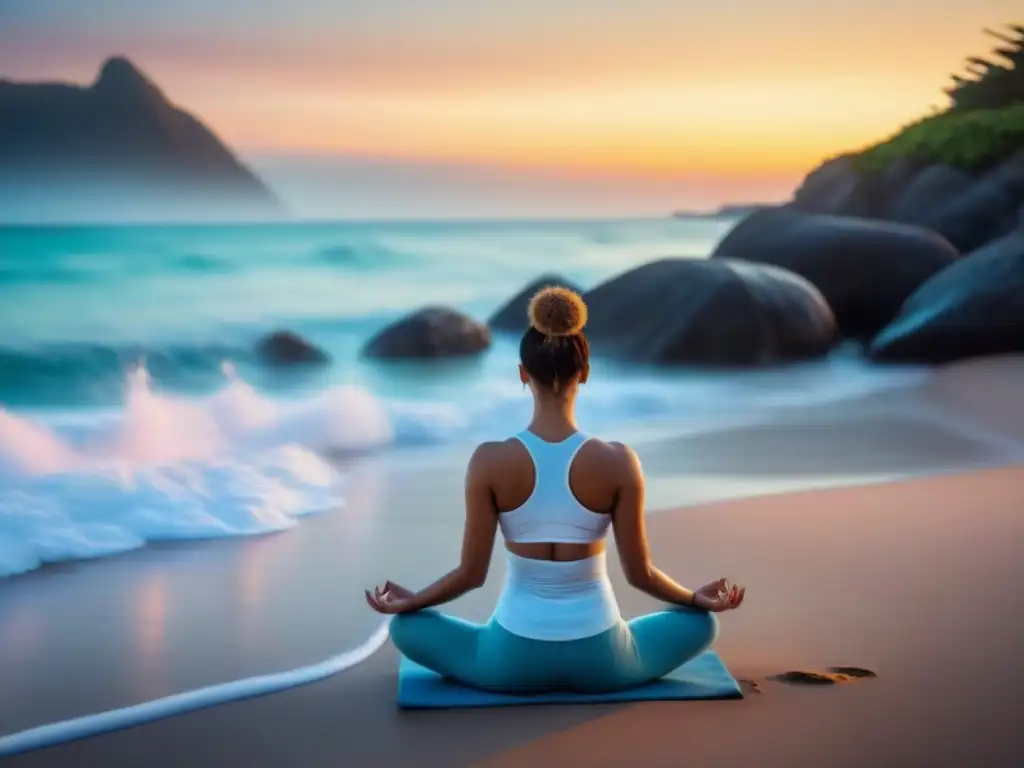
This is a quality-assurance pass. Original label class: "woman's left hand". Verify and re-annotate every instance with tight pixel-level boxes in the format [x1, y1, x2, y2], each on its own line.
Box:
[693, 581, 745, 613]
[364, 581, 417, 614]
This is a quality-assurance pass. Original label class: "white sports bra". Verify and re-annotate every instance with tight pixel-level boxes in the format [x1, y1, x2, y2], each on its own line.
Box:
[497, 430, 613, 545]
[492, 430, 620, 641]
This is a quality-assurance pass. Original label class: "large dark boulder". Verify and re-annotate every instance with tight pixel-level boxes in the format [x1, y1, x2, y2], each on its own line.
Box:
[869, 231, 1024, 364]
[792, 144, 1024, 254]
[580, 258, 836, 367]
[905, 151, 1024, 254]
[886, 164, 976, 225]
[255, 331, 329, 366]
[791, 155, 925, 218]
[488, 274, 584, 332]
[362, 307, 491, 359]
[792, 155, 867, 216]
[710, 206, 960, 339]
[874, 156, 928, 204]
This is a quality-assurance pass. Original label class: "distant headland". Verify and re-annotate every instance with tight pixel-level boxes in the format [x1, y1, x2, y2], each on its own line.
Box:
[672, 204, 771, 220]
[0, 57, 284, 223]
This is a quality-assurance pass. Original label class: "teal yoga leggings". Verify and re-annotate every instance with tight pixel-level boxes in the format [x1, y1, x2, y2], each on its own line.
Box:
[390, 607, 719, 694]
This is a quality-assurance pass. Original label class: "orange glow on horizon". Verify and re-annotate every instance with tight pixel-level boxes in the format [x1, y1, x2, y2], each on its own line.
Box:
[5, 2, 1016, 185]
[224, 77, 937, 177]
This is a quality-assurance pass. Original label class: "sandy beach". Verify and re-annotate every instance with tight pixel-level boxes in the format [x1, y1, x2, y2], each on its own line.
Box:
[2, 357, 1024, 767]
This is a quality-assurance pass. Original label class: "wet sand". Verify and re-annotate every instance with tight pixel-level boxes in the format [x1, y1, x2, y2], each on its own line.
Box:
[2, 357, 1024, 767]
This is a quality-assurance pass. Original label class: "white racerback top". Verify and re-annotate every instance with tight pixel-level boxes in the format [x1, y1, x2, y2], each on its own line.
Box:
[491, 430, 621, 641]
[497, 430, 613, 544]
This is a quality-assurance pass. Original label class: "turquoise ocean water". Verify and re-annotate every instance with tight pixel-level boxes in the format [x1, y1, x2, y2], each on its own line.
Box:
[0, 218, 929, 578]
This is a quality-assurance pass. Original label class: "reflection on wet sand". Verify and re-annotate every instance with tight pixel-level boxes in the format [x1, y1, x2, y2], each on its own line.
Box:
[132, 568, 168, 699]
[0, 598, 42, 687]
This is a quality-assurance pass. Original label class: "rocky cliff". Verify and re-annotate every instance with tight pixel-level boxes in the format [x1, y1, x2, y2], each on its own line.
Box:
[0, 57, 283, 222]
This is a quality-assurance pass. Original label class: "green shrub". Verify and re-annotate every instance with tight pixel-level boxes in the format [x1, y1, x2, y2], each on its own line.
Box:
[849, 24, 1024, 175]
[854, 102, 1024, 174]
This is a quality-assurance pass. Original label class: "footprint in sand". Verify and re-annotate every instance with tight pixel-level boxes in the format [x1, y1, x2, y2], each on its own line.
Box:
[827, 666, 877, 679]
[768, 666, 878, 686]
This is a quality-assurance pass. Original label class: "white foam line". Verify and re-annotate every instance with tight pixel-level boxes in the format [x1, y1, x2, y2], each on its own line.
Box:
[0, 619, 392, 758]
[914, 402, 1024, 459]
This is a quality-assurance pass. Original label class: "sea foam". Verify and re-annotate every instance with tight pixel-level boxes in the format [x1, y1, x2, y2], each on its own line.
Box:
[0, 365, 394, 578]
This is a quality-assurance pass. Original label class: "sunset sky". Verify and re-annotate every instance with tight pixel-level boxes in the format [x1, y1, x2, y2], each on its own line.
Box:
[0, 0, 1018, 218]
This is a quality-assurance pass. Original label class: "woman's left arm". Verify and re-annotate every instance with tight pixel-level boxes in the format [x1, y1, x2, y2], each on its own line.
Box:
[393, 443, 499, 612]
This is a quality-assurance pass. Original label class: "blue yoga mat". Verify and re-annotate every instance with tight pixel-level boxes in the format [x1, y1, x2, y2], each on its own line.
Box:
[397, 650, 743, 709]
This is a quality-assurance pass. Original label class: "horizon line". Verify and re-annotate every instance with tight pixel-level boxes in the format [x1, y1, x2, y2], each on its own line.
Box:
[0, 210, 757, 229]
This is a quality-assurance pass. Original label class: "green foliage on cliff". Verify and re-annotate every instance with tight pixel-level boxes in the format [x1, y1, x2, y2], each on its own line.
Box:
[855, 102, 1024, 173]
[853, 24, 1024, 174]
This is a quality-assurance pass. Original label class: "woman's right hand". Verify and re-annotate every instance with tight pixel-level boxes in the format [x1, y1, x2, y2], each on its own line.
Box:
[692, 578, 745, 612]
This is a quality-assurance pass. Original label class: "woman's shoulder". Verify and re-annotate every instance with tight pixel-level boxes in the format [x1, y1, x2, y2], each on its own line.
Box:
[578, 437, 642, 475]
[465, 438, 524, 472]
[571, 438, 644, 497]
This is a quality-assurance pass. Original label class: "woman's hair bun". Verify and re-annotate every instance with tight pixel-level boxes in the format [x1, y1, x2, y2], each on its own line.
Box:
[528, 286, 588, 337]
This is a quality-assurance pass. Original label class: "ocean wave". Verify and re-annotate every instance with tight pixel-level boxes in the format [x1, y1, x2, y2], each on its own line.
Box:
[0, 342, 253, 406]
[175, 253, 237, 273]
[0, 366, 392, 579]
[0, 263, 96, 285]
[313, 242, 411, 270]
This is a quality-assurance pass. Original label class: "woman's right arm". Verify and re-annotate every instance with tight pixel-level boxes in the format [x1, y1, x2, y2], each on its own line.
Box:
[610, 443, 701, 608]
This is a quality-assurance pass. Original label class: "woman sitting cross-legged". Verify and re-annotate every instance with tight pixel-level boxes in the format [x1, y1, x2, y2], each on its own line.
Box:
[365, 287, 745, 695]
